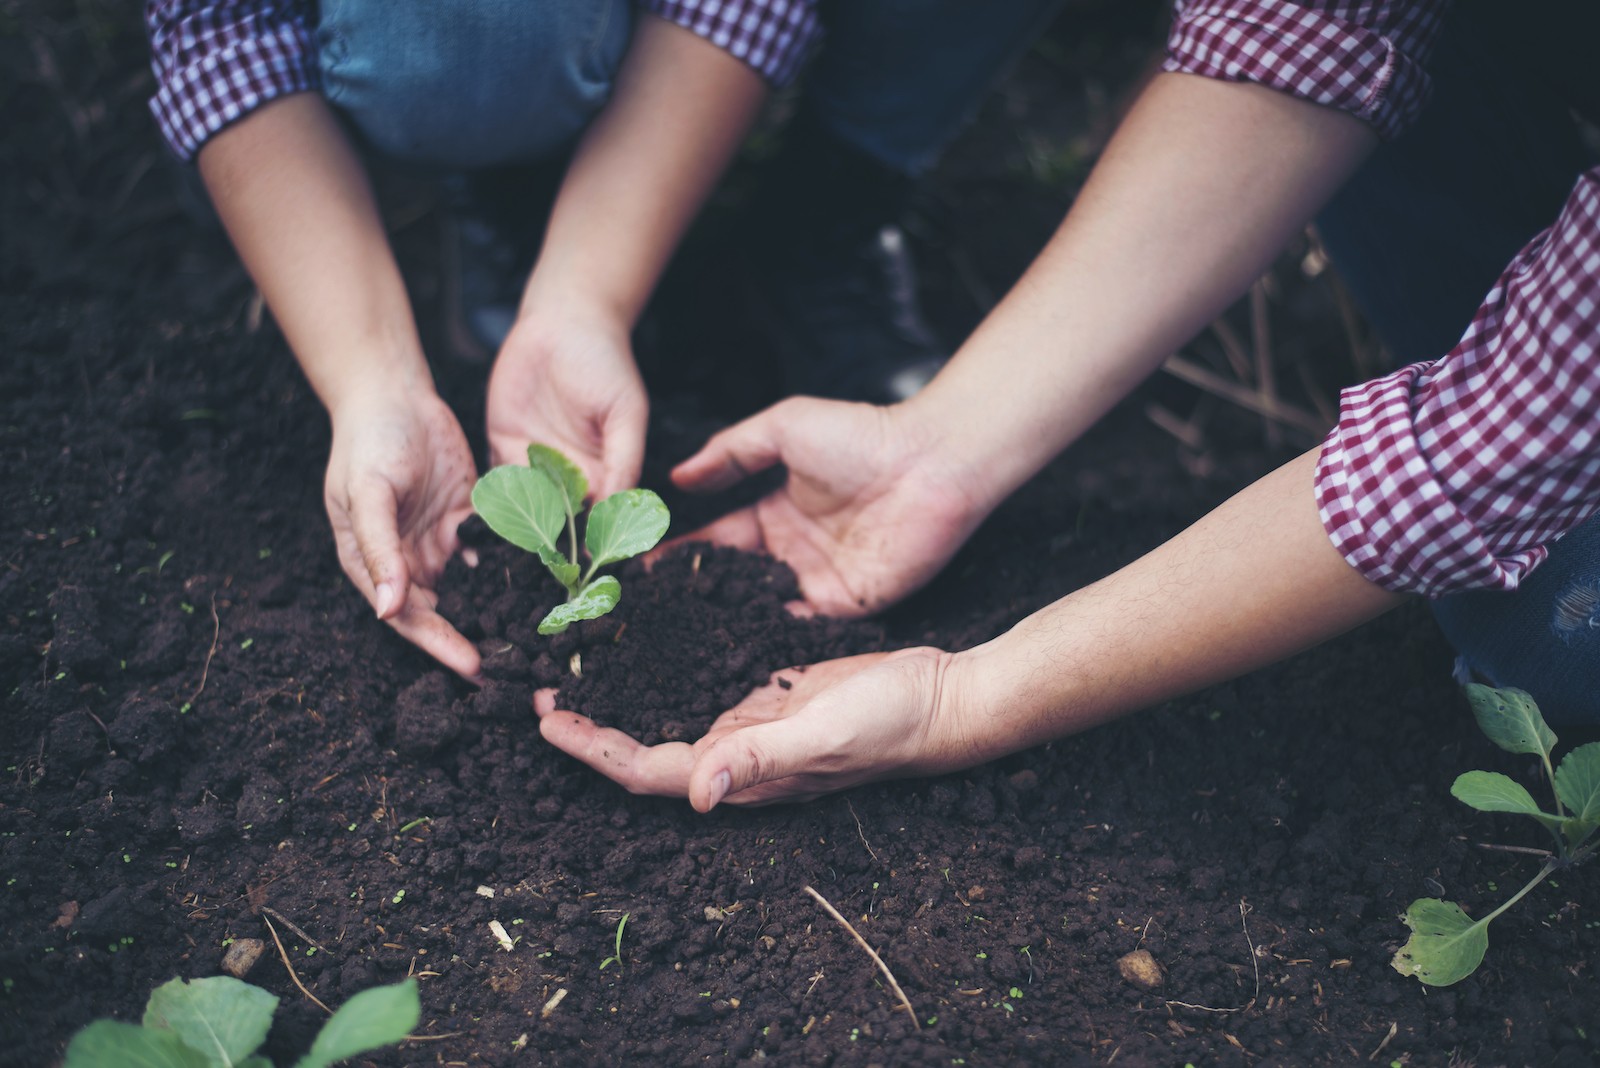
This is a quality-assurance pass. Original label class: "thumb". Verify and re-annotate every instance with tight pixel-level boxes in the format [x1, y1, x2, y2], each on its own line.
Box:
[688, 715, 828, 811]
[349, 478, 410, 619]
[671, 402, 795, 493]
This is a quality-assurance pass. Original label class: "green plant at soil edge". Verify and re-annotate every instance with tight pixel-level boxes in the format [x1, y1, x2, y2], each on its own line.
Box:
[472, 445, 669, 635]
[1392, 685, 1600, 986]
[62, 975, 419, 1067]
[600, 912, 630, 972]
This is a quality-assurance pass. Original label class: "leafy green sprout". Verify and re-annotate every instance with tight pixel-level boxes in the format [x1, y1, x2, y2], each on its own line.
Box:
[64, 975, 419, 1068]
[472, 445, 670, 635]
[600, 912, 630, 972]
[1392, 685, 1600, 986]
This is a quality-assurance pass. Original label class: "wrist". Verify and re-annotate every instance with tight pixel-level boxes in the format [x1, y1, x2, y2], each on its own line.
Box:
[882, 397, 1010, 525]
[519, 258, 643, 331]
[323, 352, 438, 428]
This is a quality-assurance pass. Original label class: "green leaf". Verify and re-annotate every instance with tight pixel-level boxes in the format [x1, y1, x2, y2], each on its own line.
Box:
[472, 465, 579, 587]
[65, 1021, 213, 1068]
[1465, 684, 1556, 759]
[526, 444, 588, 512]
[1554, 741, 1600, 823]
[538, 576, 621, 635]
[143, 976, 278, 1067]
[1390, 898, 1490, 986]
[294, 979, 420, 1068]
[1450, 771, 1547, 817]
[585, 489, 669, 570]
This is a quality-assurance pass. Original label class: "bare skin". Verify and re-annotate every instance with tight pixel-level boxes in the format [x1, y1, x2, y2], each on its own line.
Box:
[537, 451, 1404, 808]
[536, 73, 1397, 803]
[197, 16, 765, 675]
[487, 17, 766, 498]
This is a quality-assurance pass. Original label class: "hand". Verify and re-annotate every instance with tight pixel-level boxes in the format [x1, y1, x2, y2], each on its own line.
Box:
[671, 398, 990, 617]
[485, 298, 648, 499]
[535, 648, 975, 808]
[325, 387, 481, 679]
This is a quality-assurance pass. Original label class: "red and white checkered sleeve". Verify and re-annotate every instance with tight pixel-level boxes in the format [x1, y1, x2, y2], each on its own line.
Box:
[1163, 0, 1447, 141]
[1315, 168, 1600, 598]
[146, 0, 321, 161]
[642, 0, 820, 86]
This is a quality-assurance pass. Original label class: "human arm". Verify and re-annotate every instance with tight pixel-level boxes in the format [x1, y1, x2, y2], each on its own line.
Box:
[671, 69, 1380, 616]
[548, 160, 1600, 806]
[485, 13, 769, 496]
[197, 94, 481, 678]
[539, 448, 1405, 806]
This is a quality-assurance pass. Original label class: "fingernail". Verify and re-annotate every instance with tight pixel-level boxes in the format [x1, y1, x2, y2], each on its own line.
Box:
[374, 583, 395, 617]
[707, 770, 732, 809]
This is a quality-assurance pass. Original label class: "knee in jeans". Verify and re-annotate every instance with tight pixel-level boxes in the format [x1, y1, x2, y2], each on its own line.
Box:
[322, 1, 626, 168]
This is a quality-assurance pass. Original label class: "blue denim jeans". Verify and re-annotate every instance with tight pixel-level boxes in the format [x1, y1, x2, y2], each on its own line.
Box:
[315, 0, 1061, 175]
[1315, 0, 1600, 722]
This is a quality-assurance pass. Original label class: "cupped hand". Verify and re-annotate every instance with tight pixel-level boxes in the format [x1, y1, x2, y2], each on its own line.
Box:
[485, 301, 648, 499]
[325, 387, 481, 679]
[535, 647, 975, 808]
[670, 398, 989, 618]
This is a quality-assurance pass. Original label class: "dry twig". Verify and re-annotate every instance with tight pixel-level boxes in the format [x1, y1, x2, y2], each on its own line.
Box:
[260, 907, 328, 955]
[802, 885, 919, 1030]
[1165, 900, 1261, 1015]
[846, 800, 880, 865]
[262, 913, 332, 1014]
[189, 594, 221, 705]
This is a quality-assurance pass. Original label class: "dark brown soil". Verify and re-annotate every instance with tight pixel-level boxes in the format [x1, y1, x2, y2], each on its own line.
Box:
[3, 4, 1597, 1067]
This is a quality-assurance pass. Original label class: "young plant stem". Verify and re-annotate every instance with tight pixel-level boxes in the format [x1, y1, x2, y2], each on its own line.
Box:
[1483, 858, 1561, 929]
[1541, 750, 1567, 820]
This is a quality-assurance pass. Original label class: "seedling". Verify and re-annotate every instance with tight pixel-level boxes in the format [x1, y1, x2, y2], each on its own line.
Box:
[472, 445, 669, 635]
[63, 975, 419, 1067]
[600, 912, 630, 972]
[1392, 686, 1600, 986]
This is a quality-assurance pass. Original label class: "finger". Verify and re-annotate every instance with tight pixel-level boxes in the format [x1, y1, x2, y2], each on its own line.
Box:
[386, 586, 482, 680]
[687, 713, 833, 812]
[537, 709, 699, 797]
[596, 400, 648, 499]
[670, 406, 789, 493]
[667, 507, 767, 555]
[348, 478, 409, 620]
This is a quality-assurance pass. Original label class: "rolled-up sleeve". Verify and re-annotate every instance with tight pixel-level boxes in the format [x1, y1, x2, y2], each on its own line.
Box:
[146, 0, 321, 161]
[1163, 0, 1449, 140]
[1315, 168, 1600, 597]
[642, 0, 820, 86]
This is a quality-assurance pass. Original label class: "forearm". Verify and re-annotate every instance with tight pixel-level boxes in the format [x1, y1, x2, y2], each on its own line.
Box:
[521, 14, 767, 324]
[198, 93, 433, 417]
[903, 73, 1378, 512]
[943, 449, 1404, 757]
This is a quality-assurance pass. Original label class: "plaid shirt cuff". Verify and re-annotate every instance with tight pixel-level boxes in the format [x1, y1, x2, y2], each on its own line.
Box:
[148, 0, 321, 161]
[643, 0, 819, 86]
[1316, 169, 1600, 597]
[1162, 0, 1446, 141]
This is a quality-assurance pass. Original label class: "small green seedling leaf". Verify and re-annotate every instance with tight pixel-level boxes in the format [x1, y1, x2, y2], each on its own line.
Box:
[585, 489, 669, 570]
[1465, 684, 1556, 759]
[1450, 771, 1562, 832]
[526, 444, 588, 512]
[538, 576, 621, 636]
[471, 465, 580, 587]
[144, 976, 279, 1067]
[473, 446, 670, 637]
[293, 978, 419, 1068]
[1554, 742, 1600, 823]
[65, 1020, 212, 1068]
[1391, 898, 1489, 987]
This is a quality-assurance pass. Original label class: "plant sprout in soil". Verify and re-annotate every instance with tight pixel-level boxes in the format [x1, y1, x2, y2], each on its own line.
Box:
[471, 444, 670, 635]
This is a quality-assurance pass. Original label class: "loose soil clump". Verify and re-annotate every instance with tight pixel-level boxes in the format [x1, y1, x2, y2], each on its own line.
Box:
[3, 5, 1597, 1066]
